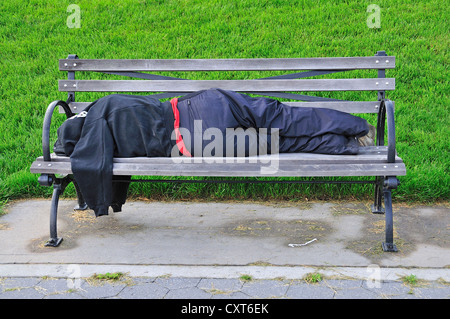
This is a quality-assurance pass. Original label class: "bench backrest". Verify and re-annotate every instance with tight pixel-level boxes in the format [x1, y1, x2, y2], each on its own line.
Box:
[58, 51, 395, 115]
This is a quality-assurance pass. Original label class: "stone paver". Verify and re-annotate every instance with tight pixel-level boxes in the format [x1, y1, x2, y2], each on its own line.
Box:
[0, 200, 448, 301]
[241, 280, 290, 299]
[164, 286, 212, 299]
[118, 282, 168, 299]
[286, 282, 335, 299]
[76, 281, 127, 299]
[0, 277, 448, 299]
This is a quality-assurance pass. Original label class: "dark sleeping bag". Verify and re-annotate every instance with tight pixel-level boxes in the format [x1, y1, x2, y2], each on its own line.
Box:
[54, 89, 369, 217]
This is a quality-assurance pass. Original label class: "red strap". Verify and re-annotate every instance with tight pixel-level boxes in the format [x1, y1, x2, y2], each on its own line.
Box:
[170, 98, 192, 157]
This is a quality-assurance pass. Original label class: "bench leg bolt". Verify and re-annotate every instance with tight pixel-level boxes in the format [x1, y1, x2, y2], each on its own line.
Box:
[45, 237, 63, 247]
[371, 204, 385, 214]
[382, 242, 398, 252]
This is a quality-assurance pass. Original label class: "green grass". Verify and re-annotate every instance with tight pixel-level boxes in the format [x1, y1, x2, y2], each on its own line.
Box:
[401, 274, 418, 286]
[94, 272, 124, 281]
[304, 272, 323, 284]
[0, 0, 448, 204]
[239, 274, 253, 282]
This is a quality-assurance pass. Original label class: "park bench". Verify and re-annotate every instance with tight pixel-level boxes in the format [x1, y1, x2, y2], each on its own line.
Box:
[30, 51, 406, 252]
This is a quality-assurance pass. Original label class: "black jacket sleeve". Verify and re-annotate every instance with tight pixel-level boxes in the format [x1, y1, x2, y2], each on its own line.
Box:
[70, 117, 115, 216]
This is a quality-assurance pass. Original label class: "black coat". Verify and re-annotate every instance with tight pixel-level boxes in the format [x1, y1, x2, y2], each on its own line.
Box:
[54, 94, 175, 217]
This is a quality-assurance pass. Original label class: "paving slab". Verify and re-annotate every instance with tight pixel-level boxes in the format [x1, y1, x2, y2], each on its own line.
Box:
[0, 198, 449, 302]
[0, 199, 448, 269]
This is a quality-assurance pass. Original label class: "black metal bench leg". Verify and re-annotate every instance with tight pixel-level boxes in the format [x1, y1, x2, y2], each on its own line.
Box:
[381, 177, 399, 252]
[371, 176, 385, 214]
[45, 182, 64, 247]
[72, 178, 88, 211]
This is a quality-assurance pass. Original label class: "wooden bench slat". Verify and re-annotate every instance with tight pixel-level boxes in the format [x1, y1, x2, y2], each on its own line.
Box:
[111, 163, 407, 177]
[64, 101, 383, 114]
[31, 148, 406, 177]
[59, 57, 395, 71]
[59, 79, 395, 93]
[284, 101, 383, 113]
[33, 147, 402, 164]
[30, 159, 406, 177]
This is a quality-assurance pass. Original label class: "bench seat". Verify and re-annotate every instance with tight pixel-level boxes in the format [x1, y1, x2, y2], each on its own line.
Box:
[31, 147, 406, 177]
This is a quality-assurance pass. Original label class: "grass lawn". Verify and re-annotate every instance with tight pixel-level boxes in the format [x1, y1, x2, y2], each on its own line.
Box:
[0, 0, 448, 205]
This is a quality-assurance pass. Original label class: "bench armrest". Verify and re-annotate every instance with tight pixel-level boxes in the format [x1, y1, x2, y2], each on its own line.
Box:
[376, 99, 396, 163]
[42, 100, 73, 161]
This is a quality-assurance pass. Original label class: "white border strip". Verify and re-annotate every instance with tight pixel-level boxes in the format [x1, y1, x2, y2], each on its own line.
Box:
[0, 264, 448, 282]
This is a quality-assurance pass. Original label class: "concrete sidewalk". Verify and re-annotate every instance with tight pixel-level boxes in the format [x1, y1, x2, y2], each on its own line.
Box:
[0, 199, 448, 299]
